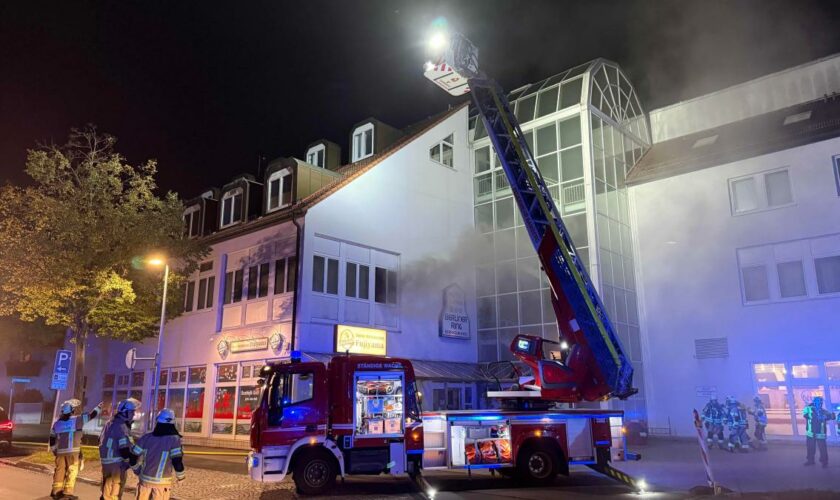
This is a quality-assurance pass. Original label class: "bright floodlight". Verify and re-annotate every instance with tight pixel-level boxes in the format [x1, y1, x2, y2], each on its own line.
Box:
[637, 478, 648, 493]
[428, 32, 447, 51]
[560, 341, 570, 350]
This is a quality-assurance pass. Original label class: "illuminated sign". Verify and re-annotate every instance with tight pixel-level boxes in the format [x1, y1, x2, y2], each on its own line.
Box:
[230, 337, 269, 354]
[335, 325, 387, 355]
[439, 284, 470, 339]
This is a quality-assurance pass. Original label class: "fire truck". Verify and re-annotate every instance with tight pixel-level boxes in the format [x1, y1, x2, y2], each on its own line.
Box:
[247, 30, 644, 495]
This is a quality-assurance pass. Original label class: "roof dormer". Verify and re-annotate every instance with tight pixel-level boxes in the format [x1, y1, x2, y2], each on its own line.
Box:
[350, 118, 403, 163]
[305, 139, 342, 171]
[219, 175, 262, 229]
[183, 188, 220, 238]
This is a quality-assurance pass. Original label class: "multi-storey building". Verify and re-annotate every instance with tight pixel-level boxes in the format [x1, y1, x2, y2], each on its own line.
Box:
[628, 54, 840, 438]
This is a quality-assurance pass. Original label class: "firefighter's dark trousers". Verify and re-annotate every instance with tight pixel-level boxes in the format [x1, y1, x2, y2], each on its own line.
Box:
[806, 436, 828, 465]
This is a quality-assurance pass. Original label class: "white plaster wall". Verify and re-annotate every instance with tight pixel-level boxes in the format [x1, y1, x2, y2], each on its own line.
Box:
[630, 138, 840, 436]
[299, 107, 478, 363]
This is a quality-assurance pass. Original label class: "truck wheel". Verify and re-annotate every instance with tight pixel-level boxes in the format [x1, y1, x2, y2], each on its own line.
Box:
[517, 445, 558, 485]
[293, 449, 337, 495]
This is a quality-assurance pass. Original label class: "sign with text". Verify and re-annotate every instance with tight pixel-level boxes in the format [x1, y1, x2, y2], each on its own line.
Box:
[335, 325, 387, 356]
[230, 337, 269, 354]
[51, 349, 73, 390]
[439, 284, 470, 339]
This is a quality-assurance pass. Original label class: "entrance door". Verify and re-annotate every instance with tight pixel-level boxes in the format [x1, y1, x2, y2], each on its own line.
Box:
[430, 383, 476, 411]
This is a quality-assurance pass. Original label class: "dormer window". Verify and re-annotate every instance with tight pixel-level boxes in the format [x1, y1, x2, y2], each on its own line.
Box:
[430, 133, 455, 168]
[220, 188, 243, 228]
[267, 169, 292, 212]
[306, 144, 326, 168]
[183, 205, 201, 238]
[352, 123, 374, 162]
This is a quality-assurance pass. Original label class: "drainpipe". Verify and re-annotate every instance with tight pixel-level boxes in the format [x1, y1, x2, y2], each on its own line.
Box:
[290, 210, 303, 352]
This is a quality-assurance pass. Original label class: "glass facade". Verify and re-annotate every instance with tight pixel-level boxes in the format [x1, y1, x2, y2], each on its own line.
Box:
[470, 60, 649, 419]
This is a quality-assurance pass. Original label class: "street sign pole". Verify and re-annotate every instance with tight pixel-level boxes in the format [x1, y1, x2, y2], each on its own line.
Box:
[47, 349, 72, 451]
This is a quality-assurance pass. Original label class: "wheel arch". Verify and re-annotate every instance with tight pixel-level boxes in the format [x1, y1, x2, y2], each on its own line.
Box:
[517, 436, 569, 476]
[285, 436, 346, 478]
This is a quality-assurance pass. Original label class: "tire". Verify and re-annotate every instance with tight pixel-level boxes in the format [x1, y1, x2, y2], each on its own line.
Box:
[293, 449, 337, 495]
[517, 444, 558, 485]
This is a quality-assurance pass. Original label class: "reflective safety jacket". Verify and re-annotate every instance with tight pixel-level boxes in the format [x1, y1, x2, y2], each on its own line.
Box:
[51, 408, 100, 456]
[702, 401, 725, 425]
[803, 404, 835, 439]
[131, 433, 185, 485]
[99, 416, 133, 466]
[726, 403, 748, 429]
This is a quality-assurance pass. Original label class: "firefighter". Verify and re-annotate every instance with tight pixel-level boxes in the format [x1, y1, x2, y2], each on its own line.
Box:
[99, 398, 141, 500]
[803, 396, 834, 467]
[49, 398, 103, 499]
[701, 396, 726, 449]
[725, 396, 750, 452]
[749, 396, 768, 451]
[130, 408, 185, 500]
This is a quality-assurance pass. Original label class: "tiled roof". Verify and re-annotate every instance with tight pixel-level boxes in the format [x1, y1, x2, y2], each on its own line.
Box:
[626, 95, 840, 185]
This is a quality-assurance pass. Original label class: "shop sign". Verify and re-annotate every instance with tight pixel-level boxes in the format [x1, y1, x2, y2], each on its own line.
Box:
[335, 325, 387, 355]
[230, 337, 269, 354]
[695, 385, 717, 398]
[439, 284, 470, 339]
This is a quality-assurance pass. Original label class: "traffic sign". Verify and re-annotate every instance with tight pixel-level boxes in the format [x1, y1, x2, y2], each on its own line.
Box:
[50, 349, 73, 390]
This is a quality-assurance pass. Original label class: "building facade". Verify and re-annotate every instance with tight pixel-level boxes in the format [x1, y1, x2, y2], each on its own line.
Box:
[470, 59, 650, 423]
[628, 54, 840, 438]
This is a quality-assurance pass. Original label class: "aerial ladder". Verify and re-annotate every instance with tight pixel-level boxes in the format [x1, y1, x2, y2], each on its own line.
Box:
[423, 32, 636, 403]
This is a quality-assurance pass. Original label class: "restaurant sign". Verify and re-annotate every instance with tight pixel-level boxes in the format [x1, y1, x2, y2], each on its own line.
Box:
[335, 325, 387, 356]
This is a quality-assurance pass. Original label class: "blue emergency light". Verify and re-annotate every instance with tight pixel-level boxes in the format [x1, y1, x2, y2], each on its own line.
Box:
[291, 350, 302, 363]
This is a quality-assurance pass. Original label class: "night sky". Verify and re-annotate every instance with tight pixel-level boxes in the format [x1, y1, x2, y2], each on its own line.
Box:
[2, 1, 839, 199]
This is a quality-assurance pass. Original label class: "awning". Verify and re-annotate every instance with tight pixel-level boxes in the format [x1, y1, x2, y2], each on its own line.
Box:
[301, 352, 496, 382]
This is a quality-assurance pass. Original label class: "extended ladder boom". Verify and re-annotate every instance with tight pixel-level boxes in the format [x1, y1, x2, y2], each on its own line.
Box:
[425, 33, 635, 401]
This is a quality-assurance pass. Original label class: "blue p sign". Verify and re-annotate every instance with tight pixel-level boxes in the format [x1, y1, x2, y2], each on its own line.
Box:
[51, 349, 73, 390]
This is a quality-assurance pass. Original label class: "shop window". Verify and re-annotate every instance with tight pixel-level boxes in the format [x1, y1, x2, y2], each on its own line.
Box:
[217, 364, 238, 383]
[756, 385, 793, 436]
[129, 389, 142, 401]
[753, 363, 787, 383]
[791, 364, 820, 379]
[103, 374, 115, 388]
[131, 371, 145, 387]
[170, 369, 187, 384]
[212, 387, 236, 434]
[355, 374, 404, 436]
[159, 370, 168, 386]
[115, 390, 128, 406]
[101, 391, 114, 419]
[156, 389, 166, 412]
[189, 367, 206, 385]
[168, 389, 185, 431]
[185, 387, 205, 433]
[826, 362, 840, 381]
[236, 385, 261, 436]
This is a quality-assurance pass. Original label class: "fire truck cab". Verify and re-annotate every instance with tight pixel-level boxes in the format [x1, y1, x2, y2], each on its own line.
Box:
[248, 352, 423, 494]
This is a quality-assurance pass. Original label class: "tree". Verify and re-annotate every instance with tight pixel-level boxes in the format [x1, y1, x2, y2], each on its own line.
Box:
[0, 126, 206, 400]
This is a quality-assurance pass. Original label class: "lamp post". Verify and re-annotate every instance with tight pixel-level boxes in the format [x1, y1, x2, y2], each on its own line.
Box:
[146, 256, 169, 430]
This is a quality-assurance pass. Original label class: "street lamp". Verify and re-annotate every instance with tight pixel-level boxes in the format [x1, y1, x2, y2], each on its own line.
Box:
[146, 255, 169, 430]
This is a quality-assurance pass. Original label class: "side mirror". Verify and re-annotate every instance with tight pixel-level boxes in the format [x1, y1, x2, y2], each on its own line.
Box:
[417, 391, 424, 407]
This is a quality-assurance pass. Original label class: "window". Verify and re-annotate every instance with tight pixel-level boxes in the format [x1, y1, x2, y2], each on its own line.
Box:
[430, 133, 454, 168]
[196, 276, 215, 310]
[221, 188, 243, 227]
[833, 155, 840, 196]
[692, 135, 718, 148]
[345, 262, 370, 299]
[223, 269, 244, 304]
[274, 256, 296, 294]
[374, 267, 397, 304]
[815, 255, 840, 294]
[183, 205, 201, 238]
[290, 372, 314, 404]
[783, 110, 811, 125]
[729, 168, 793, 215]
[355, 374, 404, 436]
[246, 263, 270, 299]
[184, 281, 196, 312]
[266, 169, 292, 212]
[741, 265, 769, 302]
[475, 146, 491, 173]
[352, 123, 374, 162]
[306, 144, 326, 168]
[777, 261, 806, 298]
[312, 255, 339, 295]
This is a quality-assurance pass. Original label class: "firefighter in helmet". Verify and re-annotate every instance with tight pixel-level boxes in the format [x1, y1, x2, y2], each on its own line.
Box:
[99, 398, 141, 500]
[49, 398, 103, 499]
[803, 395, 834, 467]
[130, 408, 186, 500]
[701, 396, 726, 449]
[725, 396, 750, 452]
[748, 395, 768, 451]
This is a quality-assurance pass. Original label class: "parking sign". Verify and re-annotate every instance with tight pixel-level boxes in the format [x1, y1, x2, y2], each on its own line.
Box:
[51, 349, 73, 390]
